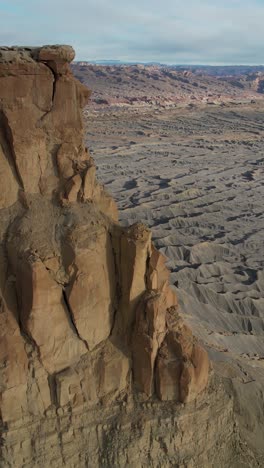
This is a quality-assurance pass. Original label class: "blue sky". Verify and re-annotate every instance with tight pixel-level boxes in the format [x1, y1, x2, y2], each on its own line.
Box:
[1, 0, 264, 64]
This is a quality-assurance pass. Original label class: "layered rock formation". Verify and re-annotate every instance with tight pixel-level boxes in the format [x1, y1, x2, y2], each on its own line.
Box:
[0, 46, 252, 467]
[72, 62, 263, 110]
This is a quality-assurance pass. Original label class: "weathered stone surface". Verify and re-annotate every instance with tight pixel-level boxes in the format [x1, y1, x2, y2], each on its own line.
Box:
[93, 340, 130, 399]
[0, 136, 18, 209]
[66, 226, 116, 350]
[16, 257, 87, 373]
[118, 223, 152, 333]
[147, 245, 170, 291]
[132, 282, 208, 403]
[0, 45, 91, 203]
[180, 343, 210, 402]
[132, 291, 167, 395]
[0, 297, 29, 422]
[56, 368, 86, 408]
[155, 310, 209, 403]
[132, 238, 208, 402]
[38, 45, 75, 63]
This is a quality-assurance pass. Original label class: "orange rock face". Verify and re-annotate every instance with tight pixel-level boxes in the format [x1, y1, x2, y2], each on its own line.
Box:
[0, 45, 209, 466]
[155, 312, 209, 403]
[132, 245, 209, 402]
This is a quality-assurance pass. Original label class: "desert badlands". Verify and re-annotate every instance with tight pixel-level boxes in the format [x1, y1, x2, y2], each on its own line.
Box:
[0, 45, 263, 467]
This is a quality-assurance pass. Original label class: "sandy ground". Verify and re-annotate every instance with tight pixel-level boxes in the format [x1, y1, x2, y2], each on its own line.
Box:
[85, 103, 264, 370]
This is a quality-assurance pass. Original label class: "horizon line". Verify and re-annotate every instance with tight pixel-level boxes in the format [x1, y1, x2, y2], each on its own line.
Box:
[74, 60, 264, 67]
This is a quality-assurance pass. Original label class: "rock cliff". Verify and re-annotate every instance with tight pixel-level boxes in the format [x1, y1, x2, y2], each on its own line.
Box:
[0, 46, 254, 467]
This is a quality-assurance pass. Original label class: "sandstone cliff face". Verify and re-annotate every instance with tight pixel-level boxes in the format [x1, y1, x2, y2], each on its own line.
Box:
[0, 46, 248, 468]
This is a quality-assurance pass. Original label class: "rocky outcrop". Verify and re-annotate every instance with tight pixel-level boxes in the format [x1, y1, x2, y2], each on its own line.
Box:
[0, 46, 248, 468]
[132, 244, 209, 402]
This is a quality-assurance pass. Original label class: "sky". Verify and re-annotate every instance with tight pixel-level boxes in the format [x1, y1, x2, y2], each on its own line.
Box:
[0, 0, 264, 65]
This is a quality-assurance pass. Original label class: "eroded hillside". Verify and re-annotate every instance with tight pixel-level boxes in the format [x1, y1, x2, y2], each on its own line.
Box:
[72, 62, 264, 109]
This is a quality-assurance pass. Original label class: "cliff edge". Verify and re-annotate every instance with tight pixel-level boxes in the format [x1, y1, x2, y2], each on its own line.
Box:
[0, 46, 251, 467]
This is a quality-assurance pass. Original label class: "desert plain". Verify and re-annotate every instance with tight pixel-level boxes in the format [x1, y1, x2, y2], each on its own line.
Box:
[73, 63, 264, 456]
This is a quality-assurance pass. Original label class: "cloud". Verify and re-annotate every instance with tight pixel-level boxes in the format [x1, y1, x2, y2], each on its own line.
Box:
[0, 0, 264, 64]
